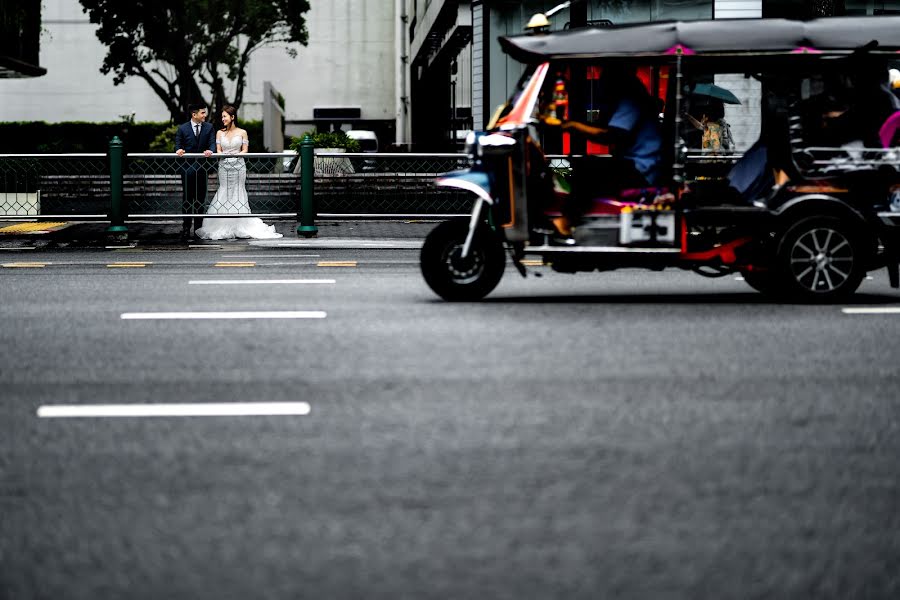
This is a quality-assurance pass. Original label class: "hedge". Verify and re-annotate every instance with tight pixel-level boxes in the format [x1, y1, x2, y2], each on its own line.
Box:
[0, 120, 266, 154]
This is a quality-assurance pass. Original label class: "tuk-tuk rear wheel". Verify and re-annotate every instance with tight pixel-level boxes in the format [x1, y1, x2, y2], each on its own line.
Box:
[775, 216, 866, 302]
[740, 268, 778, 295]
[420, 220, 505, 301]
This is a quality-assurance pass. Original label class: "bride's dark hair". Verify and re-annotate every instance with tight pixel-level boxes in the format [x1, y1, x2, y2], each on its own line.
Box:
[221, 104, 238, 131]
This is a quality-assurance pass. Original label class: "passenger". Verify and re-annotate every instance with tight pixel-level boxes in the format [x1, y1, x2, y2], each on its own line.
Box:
[821, 66, 900, 148]
[685, 99, 735, 154]
[542, 66, 662, 237]
[721, 82, 788, 205]
[728, 66, 898, 206]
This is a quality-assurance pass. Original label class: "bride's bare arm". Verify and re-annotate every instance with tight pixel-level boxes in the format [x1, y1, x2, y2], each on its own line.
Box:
[240, 128, 249, 154]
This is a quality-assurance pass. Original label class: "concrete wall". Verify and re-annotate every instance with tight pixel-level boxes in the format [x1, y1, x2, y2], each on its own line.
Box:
[0, 1, 162, 122]
[715, 0, 763, 151]
[715, 0, 764, 18]
[247, 0, 396, 124]
[0, 0, 397, 126]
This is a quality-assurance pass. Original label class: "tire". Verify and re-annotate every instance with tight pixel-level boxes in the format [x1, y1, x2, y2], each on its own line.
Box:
[420, 220, 505, 301]
[775, 216, 866, 302]
[740, 268, 779, 295]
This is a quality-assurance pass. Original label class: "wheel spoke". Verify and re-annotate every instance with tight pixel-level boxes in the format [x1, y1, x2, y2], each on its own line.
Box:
[830, 239, 849, 254]
[811, 269, 822, 290]
[795, 239, 815, 258]
[796, 265, 814, 281]
[822, 229, 835, 252]
[822, 269, 835, 290]
[829, 264, 849, 280]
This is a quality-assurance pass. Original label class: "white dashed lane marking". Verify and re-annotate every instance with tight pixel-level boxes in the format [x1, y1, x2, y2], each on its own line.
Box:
[37, 402, 311, 418]
[188, 279, 335, 285]
[2, 262, 47, 268]
[842, 307, 900, 315]
[121, 311, 327, 320]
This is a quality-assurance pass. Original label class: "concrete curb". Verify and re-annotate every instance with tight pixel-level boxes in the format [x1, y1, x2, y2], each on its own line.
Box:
[0, 219, 440, 250]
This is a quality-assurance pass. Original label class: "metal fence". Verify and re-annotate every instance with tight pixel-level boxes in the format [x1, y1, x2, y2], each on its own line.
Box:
[0, 150, 476, 220]
[0, 154, 108, 218]
[126, 153, 299, 217]
[313, 152, 471, 216]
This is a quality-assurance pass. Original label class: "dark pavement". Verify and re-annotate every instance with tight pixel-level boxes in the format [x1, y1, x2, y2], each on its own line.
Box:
[2, 236, 900, 599]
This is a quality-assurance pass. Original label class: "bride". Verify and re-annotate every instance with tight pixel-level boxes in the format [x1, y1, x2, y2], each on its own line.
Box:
[195, 105, 283, 240]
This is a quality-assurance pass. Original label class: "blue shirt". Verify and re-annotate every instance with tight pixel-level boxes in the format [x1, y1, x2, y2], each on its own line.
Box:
[607, 94, 662, 185]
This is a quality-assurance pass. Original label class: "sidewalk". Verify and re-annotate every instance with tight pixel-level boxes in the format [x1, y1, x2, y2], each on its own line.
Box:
[0, 218, 442, 249]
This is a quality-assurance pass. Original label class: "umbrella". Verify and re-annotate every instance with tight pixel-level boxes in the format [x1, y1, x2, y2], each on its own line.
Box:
[691, 83, 741, 104]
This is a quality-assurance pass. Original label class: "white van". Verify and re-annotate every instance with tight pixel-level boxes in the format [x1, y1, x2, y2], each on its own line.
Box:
[346, 130, 379, 153]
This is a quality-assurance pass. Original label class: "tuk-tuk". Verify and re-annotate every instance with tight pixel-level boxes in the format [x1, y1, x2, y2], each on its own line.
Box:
[420, 15, 900, 302]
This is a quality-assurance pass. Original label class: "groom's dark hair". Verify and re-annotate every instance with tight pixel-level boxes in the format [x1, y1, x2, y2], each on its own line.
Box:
[188, 103, 206, 116]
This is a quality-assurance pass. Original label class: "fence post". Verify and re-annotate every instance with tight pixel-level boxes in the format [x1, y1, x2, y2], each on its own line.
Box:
[296, 135, 318, 238]
[106, 136, 127, 236]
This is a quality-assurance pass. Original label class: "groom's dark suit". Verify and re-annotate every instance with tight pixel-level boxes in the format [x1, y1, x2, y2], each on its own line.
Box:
[175, 120, 217, 231]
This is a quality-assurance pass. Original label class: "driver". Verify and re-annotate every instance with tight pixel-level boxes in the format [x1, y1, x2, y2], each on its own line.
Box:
[542, 66, 663, 238]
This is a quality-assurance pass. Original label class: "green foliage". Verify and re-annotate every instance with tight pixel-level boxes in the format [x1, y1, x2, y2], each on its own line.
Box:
[289, 130, 360, 152]
[148, 124, 178, 153]
[0, 121, 167, 153]
[77, 0, 311, 122]
[0, 120, 267, 153]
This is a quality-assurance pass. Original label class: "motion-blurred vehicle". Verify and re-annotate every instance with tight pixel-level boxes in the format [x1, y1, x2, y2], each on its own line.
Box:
[420, 14, 900, 302]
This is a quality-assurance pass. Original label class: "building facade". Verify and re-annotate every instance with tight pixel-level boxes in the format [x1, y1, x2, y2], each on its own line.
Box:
[406, 0, 900, 151]
[0, 0, 402, 148]
[0, 0, 45, 78]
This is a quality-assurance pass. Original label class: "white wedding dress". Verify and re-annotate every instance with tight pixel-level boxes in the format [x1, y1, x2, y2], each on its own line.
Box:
[195, 133, 283, 240]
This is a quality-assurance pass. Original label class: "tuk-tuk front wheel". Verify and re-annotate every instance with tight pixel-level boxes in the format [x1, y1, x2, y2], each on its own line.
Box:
[776, 216, 866, 302]
[421, 220, 505, 301]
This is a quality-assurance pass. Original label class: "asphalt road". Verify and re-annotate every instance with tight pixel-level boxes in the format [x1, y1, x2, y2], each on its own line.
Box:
[2, 245, 899, 599]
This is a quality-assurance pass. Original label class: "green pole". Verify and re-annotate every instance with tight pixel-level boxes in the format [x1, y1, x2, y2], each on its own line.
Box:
[106, 136, 127, 235]
[296, 135, 318, 237]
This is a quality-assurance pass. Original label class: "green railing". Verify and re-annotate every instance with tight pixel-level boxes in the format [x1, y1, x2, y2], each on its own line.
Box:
[0, 137, 474, 221]
[0, 137, 581, 236]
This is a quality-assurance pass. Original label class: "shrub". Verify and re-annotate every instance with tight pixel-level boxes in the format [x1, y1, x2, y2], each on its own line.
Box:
[289, 130, 360, 153]
[148, 124, 179, 153]
[0, 120, 269, 153]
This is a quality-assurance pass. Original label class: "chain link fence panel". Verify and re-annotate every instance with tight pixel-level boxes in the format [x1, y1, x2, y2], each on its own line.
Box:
[0, 154, 108, 217]
[312, 153, 472, 215]
[0, 152, 583, 219]
[126, 153, 297, 217]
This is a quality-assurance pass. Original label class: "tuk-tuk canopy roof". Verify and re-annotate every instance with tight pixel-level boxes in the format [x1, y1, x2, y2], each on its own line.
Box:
[499, 17, 900, 63]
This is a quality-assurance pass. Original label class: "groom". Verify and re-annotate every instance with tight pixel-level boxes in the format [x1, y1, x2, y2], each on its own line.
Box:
[175, 103, 216, 238]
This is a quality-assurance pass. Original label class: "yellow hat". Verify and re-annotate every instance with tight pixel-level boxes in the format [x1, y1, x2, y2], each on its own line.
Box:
[526, 13, 551, 31]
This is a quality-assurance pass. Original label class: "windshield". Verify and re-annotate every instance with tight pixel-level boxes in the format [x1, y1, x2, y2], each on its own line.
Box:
[494, 63, 550, 129]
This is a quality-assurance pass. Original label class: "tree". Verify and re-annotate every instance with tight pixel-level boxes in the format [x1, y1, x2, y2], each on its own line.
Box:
[78, 0, 310, 123]
[806, 0, 845, 17]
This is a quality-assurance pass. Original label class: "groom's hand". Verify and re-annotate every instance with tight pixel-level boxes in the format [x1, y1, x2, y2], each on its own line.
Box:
[176, 149, 185, 156]
[203, 150, 213, 157]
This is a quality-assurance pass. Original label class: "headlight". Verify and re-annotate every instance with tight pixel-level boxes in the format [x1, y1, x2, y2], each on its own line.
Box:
[465, 131, 478, 158]
[478, 133, 517, 156]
